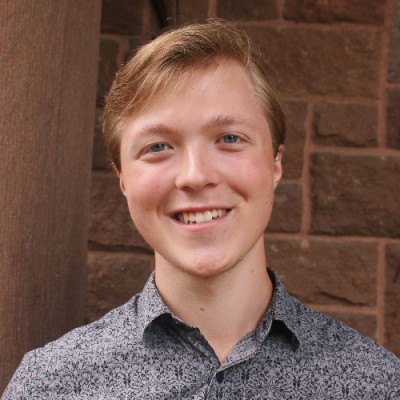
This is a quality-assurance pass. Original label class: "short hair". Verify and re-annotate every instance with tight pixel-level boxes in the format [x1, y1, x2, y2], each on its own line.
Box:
[103, 19, 285, 171]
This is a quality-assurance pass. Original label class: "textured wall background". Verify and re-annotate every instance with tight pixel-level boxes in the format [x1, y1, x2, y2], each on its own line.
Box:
[89, 0, 400, 356]
[0, 0, 101, 391]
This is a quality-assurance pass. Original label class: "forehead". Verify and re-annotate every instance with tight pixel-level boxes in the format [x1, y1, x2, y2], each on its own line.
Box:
[119, 62, 273, 155]
[129, 62, 267, 126]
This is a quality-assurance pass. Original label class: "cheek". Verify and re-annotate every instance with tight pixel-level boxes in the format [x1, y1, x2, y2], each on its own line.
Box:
[239, 158, 276, 223]
[230, 156, 275, 193]
[125, 188, 163, 243]
[123, 171, 168, 217]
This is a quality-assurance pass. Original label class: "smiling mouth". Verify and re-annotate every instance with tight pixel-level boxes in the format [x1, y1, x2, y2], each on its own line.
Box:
[175, 209, 230, 225]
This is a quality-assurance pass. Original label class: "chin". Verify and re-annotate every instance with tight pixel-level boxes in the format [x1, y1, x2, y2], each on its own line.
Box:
[176, 257, 238, 280]
[154, 247, 244, 280]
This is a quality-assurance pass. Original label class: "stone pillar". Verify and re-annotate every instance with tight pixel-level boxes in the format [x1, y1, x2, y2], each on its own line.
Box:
[0, 0, 100, 391]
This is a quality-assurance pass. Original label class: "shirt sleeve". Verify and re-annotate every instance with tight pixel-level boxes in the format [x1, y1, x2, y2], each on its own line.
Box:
[1, 351, 44, 400]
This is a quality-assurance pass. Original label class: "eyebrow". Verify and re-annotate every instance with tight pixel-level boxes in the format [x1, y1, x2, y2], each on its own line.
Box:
[133, 123, 177, 138]
[137, 114, 254, 135]
[131, 114, 258, 139]
[203, 114, 258, 131]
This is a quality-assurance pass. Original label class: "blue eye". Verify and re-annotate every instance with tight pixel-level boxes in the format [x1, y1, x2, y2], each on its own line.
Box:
[221, 134, 240, 144]
[148, 143, 169, 153]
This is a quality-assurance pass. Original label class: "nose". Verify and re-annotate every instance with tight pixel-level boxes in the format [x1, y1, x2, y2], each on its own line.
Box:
[175, 146, 220, 191]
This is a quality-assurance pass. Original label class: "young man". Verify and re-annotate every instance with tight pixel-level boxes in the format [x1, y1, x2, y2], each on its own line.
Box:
[3, 20, 399, 399]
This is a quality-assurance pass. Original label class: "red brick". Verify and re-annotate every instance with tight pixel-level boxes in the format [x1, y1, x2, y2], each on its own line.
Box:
[86, 252, 154, 322]
[96, 38, 119, 108]
[92, 109, 112, 171]
[385, 242, 400, 356]
[325, 312, 377, 340]
[387, 88, 400, 149]
[267, 183, 302, 233]
[283, 101, 307, 179]
[265, 238, 377, 305]
[217, 0, 278, 20]
[388, 0, 400, 83]
[244, 26, 381, 98]
[283, 0, 385, 25]
[101, 0, 145, 35]
[89, 173, 151, 251]
[313, 102, 378, 147]
[311, 153, 400, 237]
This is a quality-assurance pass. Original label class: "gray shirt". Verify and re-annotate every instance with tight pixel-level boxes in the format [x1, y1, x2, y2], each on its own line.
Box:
[3, 269, 400, 399]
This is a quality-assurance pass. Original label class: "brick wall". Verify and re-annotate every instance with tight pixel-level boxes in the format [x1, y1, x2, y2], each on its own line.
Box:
[89, 0, 400, 356]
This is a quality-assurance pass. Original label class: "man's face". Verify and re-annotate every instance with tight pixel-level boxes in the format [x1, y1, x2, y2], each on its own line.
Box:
[118, 62, 282, 278]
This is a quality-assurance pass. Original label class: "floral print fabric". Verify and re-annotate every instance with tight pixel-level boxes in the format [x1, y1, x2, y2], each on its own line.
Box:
[3, 269, 400, 399]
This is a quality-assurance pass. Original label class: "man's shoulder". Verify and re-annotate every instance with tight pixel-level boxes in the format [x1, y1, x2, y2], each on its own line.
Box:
[272, 294, 398, 396]
[44, 293, 142, 355]
[2, 294, 142, 399]
[290, 295, 399, 372]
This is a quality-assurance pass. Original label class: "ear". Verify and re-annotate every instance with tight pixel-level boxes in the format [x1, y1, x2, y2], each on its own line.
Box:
[113, 163, 127, 196]
[273, 145, 284, 189]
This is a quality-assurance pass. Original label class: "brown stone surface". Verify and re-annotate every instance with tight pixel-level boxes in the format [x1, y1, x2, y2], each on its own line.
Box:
[313, 102, 378, 147]
[0, 0, 101, 391]
[311, 153, 400, 237]
[385, 242, 400, 356]
[283, 0, 385, 25]
[244, 26, 381, 98]
[89, 173, 151, 251]
[387, 88, 400, 149]
[92, 109, 112, 171]
[267, 183, 302, 233]
[325, 312, 377, 339]
[146, 0, 169, 36]
[86, 252, 154, 322]
[283, 101, 307, 179]
[96, 38, 119, 108]
[265, 238, 377, 305]
[177, 0, 209, 23]
[388, 0, 400, 83]
[101, 0, 144, 35]
[124, 37, 142, 64]
[217, 0, 278, 20]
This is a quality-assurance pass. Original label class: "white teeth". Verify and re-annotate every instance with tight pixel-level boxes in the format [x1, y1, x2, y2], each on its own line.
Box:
[204, 210, 213, 222]
[195, 212, 204, 223]
[177, 209, 228, 224]
[183, 213, 189, 224]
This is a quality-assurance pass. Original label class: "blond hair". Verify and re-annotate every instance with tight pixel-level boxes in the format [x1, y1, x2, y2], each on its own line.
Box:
[103, 19, 285, 171]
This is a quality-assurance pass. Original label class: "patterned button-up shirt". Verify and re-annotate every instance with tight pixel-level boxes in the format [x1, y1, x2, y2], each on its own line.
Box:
[3, 269, 400, 399]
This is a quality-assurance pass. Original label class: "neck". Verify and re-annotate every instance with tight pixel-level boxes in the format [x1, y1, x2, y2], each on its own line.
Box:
[154, 241, 274, 362]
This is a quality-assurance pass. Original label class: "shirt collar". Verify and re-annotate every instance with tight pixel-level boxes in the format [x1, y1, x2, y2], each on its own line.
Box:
[262, 268, 303, 349]
[136, 269, 304, 348]
[136, 272, 171, 339]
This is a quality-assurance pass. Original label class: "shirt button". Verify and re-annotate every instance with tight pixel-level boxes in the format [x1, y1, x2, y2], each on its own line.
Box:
[216, 371, 224, 383]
